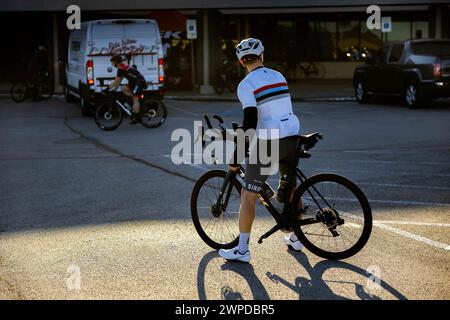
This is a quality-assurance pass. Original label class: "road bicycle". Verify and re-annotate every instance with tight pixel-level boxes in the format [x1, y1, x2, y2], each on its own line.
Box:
[266, 61, 325, 80]
[190, 115, 372, 260]
[10, 71, 54, 102]
[297, 61, 326, 79]
[94, 90, 167, 131]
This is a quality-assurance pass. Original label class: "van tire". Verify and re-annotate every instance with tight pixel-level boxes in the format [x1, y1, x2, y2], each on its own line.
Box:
[65, 86, 75, 103]
[79, 85, 93, 116]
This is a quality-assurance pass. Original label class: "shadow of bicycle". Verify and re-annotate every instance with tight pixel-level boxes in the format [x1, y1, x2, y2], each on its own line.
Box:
[266, 249, 407, 300]
[197, 249, 407, 300]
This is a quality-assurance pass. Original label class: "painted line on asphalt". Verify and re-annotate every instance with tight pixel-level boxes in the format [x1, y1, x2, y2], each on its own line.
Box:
[373, 222, 450, 251]
[343, 148, 449, 155]
[340, 212, 450, 250]
[302, 195, 450, 208]
[157, 156, 450, 206]
[356, 182, 450, 191]
[307, 167, 450, 178]
[374, 220, 450, 227]
[165, 102, 201, 116]
[267, 178, 450, 192]
[309, 157, 450, 167]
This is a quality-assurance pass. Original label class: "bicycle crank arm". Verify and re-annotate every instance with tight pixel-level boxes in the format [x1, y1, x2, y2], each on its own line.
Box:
[257, 224, 281, 244]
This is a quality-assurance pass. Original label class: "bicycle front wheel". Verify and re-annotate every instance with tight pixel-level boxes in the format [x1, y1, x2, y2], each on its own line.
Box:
[191, 170, 242, 250]
[292, 174, 372, 260]
[94, 103, 123, 131]
[10, 82, 28, 102]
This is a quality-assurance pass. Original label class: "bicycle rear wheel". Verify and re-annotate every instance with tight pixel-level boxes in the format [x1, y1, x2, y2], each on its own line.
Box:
[140, 100, 167, 128]
[191, 170, 242, 250]
[94, 103, 123, 131]
[292, 174, 372, 260]
[10, 82, 28, 102]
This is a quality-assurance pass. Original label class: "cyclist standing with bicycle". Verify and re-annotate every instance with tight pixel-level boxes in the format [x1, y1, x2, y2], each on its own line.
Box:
[106, 54, 148, 124]
[218, 38, 303, 263]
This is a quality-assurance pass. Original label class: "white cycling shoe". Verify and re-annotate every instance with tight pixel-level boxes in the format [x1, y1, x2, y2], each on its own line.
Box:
[284, 233, 304, 251]
[219, 247, 251, 263]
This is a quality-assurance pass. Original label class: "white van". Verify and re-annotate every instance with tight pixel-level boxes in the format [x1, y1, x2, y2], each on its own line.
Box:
[65, 19, 165, 115]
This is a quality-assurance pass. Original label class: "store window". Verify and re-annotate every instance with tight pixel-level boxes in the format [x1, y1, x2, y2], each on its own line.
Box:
[315, 21, 337, 60]
[383, 21, 411, 42]
[360, 21, 382, 58]
[412, 21, 428, 39]
[338, 20, 360, 61]
[296, 21, 316, 60]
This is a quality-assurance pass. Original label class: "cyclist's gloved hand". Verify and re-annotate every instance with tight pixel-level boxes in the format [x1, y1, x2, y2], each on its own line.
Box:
[103, 87, 111, 94]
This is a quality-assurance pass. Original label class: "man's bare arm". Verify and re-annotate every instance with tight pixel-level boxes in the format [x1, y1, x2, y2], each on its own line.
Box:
[109, 77, 122, 90]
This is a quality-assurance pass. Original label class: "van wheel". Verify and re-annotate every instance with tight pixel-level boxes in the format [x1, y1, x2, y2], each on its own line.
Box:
[355, 80, 369, 104]
[404, 81, 427, 109]
[65, 86, 75, 103]
[80, 95, 92, 116]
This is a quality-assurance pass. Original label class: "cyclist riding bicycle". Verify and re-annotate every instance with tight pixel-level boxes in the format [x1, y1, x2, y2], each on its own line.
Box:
[106, 54, 148, 124]
[218, 38, 303, 263]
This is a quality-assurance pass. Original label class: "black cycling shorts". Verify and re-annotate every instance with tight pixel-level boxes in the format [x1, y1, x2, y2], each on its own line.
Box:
[126, 82, 144, 96]
[244, 136, 299, 193]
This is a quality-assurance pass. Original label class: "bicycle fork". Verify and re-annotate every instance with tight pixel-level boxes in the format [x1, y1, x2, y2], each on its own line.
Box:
[213, 171, 235, 217]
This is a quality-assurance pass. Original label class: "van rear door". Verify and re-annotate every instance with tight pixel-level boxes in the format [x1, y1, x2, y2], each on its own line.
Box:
[89, 22, 124, 90]
[123, 21, 161, 85]
[88, 20, 161, 91]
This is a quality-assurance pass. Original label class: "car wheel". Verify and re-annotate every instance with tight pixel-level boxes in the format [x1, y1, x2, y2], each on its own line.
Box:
[355, 80, 369, 104]
[404, 81, 427, 109]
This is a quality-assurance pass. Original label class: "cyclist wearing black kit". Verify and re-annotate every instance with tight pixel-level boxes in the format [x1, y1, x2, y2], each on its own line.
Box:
[107, 54, 148, 124]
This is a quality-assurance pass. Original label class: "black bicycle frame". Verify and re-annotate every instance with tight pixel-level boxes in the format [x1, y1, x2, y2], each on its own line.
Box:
[214, 166, 334, 231]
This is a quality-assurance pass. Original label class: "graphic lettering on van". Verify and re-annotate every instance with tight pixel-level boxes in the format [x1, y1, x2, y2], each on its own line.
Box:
[88, 39, 159, 56]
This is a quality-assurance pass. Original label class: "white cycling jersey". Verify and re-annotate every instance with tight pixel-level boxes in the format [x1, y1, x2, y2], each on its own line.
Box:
[237, 66, 300, 139]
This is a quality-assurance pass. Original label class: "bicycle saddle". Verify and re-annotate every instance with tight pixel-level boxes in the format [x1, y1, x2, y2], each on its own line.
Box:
[297, 132, 323, 150]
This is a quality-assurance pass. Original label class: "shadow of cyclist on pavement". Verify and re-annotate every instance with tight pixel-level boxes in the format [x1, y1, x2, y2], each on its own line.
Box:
[266, 249, 407, 300]
[197, 250, 270, 300]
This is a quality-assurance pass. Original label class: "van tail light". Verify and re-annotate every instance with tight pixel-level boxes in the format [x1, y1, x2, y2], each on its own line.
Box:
[158, 58, 164, 83]
[86, 60, 94, 85]
[433, 64, 441, 79]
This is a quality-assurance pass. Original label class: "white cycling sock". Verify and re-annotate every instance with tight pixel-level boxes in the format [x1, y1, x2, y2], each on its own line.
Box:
[238, 233, 250, 253]
[290, 232, 298, 242]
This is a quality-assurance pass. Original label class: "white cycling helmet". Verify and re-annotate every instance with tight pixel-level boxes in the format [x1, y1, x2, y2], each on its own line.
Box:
[235, 38, 264, 60]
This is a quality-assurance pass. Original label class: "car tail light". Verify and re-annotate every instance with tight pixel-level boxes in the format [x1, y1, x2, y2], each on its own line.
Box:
[158, 58, 164, 83]
[86, 60, 94, 85]
[433, 64, 441, 79]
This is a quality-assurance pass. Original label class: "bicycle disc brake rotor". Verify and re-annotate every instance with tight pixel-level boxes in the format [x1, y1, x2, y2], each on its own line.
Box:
[320, 208, 344, 236]
[210, 203, 223, 218]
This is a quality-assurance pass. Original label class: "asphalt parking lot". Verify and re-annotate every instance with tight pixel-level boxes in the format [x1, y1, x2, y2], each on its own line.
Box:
[0, 96, 449, 299]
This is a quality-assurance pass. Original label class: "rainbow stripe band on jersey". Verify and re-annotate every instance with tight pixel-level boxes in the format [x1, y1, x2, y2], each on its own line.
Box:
[253, 82, 290, 105]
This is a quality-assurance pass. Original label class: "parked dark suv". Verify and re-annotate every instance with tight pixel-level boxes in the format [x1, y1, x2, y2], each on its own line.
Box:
[353, 39, 450, 108]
